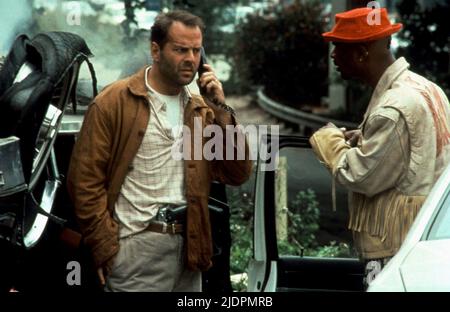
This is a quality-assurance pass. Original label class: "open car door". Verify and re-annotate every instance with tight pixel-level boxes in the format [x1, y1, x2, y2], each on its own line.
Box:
[247, 134, 365, 292]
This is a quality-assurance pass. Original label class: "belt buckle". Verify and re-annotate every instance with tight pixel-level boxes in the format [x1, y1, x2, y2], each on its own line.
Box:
[170, 223, 176, 234]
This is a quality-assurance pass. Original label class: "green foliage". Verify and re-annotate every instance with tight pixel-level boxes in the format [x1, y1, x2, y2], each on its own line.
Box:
[228, 185, 353, 291]
[232, 1, 329, 107]
[283, 189, 320, 252]
[277, 189, 352, 258]
[307, 241, 353, 258]
[396, 0, 450, 97]
[228, 188, 254, 276]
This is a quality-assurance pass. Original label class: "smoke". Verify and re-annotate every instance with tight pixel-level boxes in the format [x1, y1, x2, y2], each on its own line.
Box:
[0, 0, 32, 56]
[31, 0, 151, 87]
[0, 0, 153, 88]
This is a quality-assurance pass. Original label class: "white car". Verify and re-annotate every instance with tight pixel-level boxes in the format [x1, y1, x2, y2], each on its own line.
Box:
[368, 162, 450, 292]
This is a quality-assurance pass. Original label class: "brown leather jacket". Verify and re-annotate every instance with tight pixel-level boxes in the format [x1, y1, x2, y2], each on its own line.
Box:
[67, 67, 252, 271]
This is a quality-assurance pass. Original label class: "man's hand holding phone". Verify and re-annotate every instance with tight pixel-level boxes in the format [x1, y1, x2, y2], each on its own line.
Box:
[197, 47, 236, 122]
[197, 48, 225, 106]
[197, 63, 226, 105]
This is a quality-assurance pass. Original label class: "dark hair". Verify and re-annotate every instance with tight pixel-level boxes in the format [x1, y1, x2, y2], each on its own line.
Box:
[150, 10, 205, 48]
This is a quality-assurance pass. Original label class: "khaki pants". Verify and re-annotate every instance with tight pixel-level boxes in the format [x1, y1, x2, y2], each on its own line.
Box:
[104, 230, 201, 292]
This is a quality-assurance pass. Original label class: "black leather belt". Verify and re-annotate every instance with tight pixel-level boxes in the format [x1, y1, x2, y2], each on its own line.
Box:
[146, 222, 183, 235]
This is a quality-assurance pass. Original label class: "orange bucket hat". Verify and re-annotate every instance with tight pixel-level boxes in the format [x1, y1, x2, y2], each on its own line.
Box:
[322, 7, 402, 43]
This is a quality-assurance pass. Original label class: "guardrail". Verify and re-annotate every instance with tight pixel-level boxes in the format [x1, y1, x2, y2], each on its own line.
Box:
[60, 90, 360, 137]
[257, 88, 358, 130]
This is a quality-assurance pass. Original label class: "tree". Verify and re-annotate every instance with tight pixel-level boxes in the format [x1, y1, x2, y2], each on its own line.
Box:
[120, 0, 148, 46]
[396, 0, 450, 96]
[233, 1, 329, 107]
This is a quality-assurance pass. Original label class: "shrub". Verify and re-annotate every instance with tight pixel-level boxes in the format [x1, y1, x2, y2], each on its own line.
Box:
[228, 185, 354, 291]
[228, 188, 254, 276]
[232, 1, 329, 108]
[280, 189, 320, 253]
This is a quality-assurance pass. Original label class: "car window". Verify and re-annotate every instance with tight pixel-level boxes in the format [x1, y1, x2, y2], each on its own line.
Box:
[275, 146, 357, 258]
[428, 191, 450, 240]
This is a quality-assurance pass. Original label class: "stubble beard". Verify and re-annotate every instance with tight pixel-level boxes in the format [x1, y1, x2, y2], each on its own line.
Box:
[159, 54, 195, 87]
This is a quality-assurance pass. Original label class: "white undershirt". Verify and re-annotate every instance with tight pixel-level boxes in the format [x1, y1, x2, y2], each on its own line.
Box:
[113, 67, 188, 238]
[145, 68, 183, 129]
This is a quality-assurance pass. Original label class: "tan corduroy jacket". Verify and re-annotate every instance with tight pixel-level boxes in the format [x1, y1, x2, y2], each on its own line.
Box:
[67, 67, 252, 271]
[310, 58, 450, 259]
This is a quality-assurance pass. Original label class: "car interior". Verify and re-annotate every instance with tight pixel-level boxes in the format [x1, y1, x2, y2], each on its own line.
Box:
[252, 135, 365, 292]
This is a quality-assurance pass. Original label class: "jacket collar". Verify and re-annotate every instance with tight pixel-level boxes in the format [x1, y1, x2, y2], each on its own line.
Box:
[127, 66, 149, 98]
[127, 66, 209, 110]
[361, 57, 410, 127]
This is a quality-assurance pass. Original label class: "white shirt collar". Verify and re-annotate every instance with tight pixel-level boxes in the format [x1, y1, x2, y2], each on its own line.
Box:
[144, 66, 191, 110]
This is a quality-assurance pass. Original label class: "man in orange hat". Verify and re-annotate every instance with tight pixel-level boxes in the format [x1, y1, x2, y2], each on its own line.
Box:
[310, 7, 450, 288]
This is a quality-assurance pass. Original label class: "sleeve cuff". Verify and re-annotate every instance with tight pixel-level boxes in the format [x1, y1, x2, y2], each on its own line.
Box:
[309, 127, 349, 173]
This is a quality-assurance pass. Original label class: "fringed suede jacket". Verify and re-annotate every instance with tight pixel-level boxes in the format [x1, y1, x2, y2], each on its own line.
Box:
[310, 58, 450, 260]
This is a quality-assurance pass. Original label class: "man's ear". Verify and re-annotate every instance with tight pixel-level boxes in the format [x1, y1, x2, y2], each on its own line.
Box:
[356, 44, 369, 63]
[151, 42, 160, 62]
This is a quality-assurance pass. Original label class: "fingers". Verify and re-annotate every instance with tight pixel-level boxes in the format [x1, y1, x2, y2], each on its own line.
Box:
[344, 130, 361, 147]
[97, 267, 105, 286]
[198, 71, 221, 89]
[344, 130, 356, 140]
[344, 130, 361, 140]
[198, 63, 218, 85]
[198, 70, 225, 103]
[205, 79, 222, 94]
[200, 63, 213, 73]
[346, 136, 358, 147]
[197, 64, 214, 79]
[197, 75, 221, 93]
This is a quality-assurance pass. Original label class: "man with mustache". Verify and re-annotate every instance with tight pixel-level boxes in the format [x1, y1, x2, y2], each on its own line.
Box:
[310, 7, 450, 288]
[67, 10, 252, 291]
